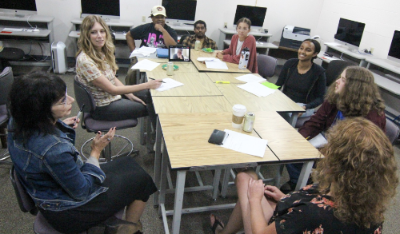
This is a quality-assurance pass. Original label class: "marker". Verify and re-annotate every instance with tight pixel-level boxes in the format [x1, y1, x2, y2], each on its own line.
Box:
[74, 104, 85, 125]
[149, 77, 165, 83]
[216, 81, 230, 84]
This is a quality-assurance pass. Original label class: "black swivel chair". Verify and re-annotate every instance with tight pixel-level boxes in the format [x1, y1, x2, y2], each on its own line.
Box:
[0, 47, 24, 71]
[257, 54, 278, 78]
[0, 67, 14, 164]
[325, 60, 354, 86]
[73, 78, 139, 162]
[10, 166, 125, 234]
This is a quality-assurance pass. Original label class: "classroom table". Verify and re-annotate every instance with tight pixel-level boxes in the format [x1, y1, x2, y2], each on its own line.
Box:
[157, 112, 279, 234]
[157, 111, 318, 234]
[206, 72, 250, 84]
[214, 82, 304, 126]
[190, 49, 251, 73]
[148, 72, 222, 97]
[152, 96, 232, 114]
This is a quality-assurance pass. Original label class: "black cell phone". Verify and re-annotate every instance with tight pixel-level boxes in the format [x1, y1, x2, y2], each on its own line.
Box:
[208, 129, 228, 145]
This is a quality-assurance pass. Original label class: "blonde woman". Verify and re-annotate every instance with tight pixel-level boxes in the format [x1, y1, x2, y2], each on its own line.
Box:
[76, 15, 162, 127]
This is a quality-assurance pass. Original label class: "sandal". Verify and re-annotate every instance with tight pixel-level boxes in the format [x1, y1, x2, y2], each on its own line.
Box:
[210, 214, 224, 234]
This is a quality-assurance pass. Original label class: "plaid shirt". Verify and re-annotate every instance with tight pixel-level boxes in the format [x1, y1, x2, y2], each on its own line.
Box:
[182, 35, 218, 50]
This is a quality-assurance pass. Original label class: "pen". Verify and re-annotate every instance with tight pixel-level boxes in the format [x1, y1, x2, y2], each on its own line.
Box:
[216, 81, 230, 84]
[149, 77, 165, 83]
[74, 104, 85, 125]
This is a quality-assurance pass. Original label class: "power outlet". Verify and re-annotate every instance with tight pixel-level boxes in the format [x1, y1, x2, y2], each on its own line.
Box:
[224, 22, 227, 28]
[142, 16, 146, 22]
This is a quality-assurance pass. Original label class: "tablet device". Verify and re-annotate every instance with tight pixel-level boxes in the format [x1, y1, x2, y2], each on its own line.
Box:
[169, 45, 191, 62]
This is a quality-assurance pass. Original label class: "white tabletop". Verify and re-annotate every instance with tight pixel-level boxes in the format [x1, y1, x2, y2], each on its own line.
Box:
[0, 14, 54, 23]
[366, 57, 400, 75]
[371, 72, 400, 95]
[324, 42, 368, 60]
[223, 40, 278, 49]
[71, 18, 133, 27]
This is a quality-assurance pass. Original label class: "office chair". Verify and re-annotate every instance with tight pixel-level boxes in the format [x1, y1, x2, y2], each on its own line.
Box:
[325, 60, 354, 86]
[386, 118, 400, 144]
[0, 67, 14, 164]
[73, 78, 138, 162]
[0, 47, 24, 71]
[10, 166, 125, 234]
[257, 54, 278, 78]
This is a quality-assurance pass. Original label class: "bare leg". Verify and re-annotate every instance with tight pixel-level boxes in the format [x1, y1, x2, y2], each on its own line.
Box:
[125, 200, 146, 223]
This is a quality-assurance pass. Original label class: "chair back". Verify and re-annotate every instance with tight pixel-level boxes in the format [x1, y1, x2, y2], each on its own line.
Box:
[0, 67, 14, 105]
[386, 118, 400, 144]
[257, 54, 277, 78]
[325, 60, 353, 86]
[73, 78, 96, 114]
[10, 166, 38, 215]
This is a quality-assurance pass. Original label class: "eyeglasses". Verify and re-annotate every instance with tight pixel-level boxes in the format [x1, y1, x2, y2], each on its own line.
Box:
[55, 87, 68, 106]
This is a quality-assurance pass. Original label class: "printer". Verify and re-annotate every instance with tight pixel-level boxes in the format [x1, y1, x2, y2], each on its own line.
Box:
[280, 25, 311, 49]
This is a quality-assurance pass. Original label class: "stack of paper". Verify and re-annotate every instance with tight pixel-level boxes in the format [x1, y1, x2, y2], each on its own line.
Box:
[237, 82, 275, 97]
[205, 60, 228, 69]
[131, 59, 160, 71]
[129, 47, 157, 58]
[221, 129, 267, 157]
[236, 74, 266, 83]
[156, 78, 184, 91]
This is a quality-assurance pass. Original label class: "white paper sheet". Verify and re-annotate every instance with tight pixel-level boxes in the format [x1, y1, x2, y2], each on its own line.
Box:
[131, 59, 160, 71]
[205, 60, 228, 69]
[156, 78, 184, 91]
[236, 74, 266, 83]
[220, 129, 267, 157]
[129, 46, 157, 58]
[197, 57, 219, 62]
[237, 82, 275, 97]
[308, 133, 328, 148]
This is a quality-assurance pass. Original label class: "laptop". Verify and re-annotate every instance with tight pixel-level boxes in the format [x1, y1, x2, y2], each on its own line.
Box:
[169, 45, 191, 62]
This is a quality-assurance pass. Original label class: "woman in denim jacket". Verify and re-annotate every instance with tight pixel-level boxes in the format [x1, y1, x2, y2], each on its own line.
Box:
[8, 72, 156, 234]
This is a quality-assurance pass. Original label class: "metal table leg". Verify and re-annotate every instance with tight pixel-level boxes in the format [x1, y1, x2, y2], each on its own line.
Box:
[295, 161, 314, 190]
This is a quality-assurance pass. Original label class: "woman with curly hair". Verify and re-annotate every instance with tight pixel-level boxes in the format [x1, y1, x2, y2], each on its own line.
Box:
[210, 118, 398, 234]
[75, 15, 162, 127]
[282, 66, 387, 192]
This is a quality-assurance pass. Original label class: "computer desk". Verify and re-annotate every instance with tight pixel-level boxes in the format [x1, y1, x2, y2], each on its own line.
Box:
[0, 14, 54, 68]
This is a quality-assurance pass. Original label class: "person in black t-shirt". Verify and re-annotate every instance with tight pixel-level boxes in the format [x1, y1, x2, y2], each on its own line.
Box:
[126, 5, 177, 51]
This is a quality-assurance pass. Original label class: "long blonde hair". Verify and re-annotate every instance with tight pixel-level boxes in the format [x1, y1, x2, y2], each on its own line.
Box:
[76, 15, 118, 72]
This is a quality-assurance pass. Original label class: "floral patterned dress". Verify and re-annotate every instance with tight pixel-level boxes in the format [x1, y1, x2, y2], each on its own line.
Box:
[269, 184, 382, 234]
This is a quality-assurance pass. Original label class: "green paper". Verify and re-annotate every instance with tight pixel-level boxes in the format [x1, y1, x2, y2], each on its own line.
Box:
[261, 81, 280, 89]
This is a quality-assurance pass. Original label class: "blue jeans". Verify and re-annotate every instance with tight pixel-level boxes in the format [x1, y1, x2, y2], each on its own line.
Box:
[286, 163, 303, 184]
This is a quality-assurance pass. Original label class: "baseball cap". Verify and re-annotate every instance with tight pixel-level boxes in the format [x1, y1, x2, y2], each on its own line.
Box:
[150, 5, 166, 17]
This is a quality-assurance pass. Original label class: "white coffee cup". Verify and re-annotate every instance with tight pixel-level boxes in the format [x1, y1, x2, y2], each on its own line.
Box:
[232, 104, 247, 128]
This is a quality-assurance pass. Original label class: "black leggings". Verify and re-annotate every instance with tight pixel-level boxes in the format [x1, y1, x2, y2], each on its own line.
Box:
[92, 90, 157, 129]
[40, 157, 157, 234]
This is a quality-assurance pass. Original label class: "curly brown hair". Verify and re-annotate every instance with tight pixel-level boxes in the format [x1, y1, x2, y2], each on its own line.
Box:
[313, 117, 398, 228]
[325, 66, 385, 117]
[76, 15, 118, 72]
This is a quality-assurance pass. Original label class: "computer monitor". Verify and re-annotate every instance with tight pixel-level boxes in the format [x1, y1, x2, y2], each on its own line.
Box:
[0, 0, 37, 17]
[81, 0, 120, 20]
[334, 18, 366, 52]
[388, 30, 400, 63]
[162, 0, 197, 26]
[233, 5, 267, 31]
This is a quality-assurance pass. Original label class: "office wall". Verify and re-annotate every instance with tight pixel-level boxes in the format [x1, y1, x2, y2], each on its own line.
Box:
[9, 0, 399, 60]
[316, 0, 400, 58]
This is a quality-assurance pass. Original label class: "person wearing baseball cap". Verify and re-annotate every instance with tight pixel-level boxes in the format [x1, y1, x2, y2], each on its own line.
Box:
[126, 5, 177, 51]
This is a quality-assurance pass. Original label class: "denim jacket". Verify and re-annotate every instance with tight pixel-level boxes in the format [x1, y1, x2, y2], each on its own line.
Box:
[8, 118, 108, 211]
